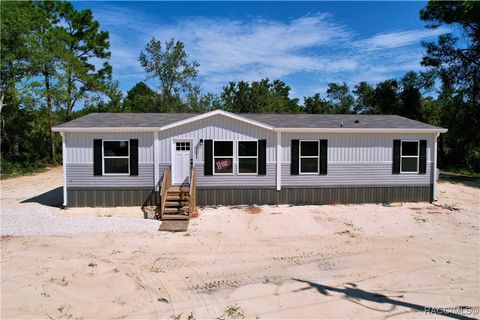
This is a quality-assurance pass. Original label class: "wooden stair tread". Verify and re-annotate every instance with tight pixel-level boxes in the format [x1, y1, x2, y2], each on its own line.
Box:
[162, 209, 189, 213]
[165, 201, 188, 206]
[162, 214, 189, 220]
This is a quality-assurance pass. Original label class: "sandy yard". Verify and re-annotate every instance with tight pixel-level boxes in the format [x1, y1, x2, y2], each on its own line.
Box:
[1, 166, 479, 320]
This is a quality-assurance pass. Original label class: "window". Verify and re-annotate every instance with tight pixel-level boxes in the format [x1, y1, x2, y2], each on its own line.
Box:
[176, 142, 190, 151]
[213, 141, 233, 174]
[238, 141, 257, 174]
[103, 140, 129, 174]
[300, 140, 319, 174]
[401, 140, 419, 173]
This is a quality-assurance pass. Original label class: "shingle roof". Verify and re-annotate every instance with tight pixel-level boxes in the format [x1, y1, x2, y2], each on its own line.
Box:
[55, 113, 197, 128]
[241, 114, 442, 129]
[54, 112, 445, 131]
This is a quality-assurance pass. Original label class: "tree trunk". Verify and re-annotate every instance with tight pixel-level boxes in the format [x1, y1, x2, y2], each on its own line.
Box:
[66, 72, 73, 121]
[44, 69, 57, 165]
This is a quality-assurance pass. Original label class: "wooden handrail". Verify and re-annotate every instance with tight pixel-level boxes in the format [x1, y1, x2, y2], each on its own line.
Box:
[160, 167, 171, 219]
[188, 167, 196, 218]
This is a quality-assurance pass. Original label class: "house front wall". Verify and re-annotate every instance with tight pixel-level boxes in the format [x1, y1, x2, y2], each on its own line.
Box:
[280, 132, 434, 187]
[159, 114, 277, 187]
[65, 132, 154, 188]
[62, 115, 437, 207]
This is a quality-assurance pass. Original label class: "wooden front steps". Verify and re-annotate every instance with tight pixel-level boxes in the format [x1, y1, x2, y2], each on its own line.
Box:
[162, 187, 190, 220]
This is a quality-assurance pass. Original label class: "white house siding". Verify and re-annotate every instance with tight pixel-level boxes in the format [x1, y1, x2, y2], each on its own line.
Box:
[65, 132, 154, 163]
[158, 114, 276, 187]
[158, 114, 276, 163]
[281, 132, 434, 187]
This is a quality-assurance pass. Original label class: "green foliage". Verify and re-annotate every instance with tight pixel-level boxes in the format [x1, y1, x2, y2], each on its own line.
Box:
[221, 79, 300, 113]
[139, 38, 199, 112]
[123, 82, 160, 112]
[420, 0, 480, 171]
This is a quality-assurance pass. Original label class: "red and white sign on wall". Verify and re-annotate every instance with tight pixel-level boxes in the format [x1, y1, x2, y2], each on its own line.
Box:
[216, 159, 232, 170]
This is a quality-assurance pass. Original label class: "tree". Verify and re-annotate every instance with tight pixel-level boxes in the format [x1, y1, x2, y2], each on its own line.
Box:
[326, 82, 354, 114]
[420, 1, 480, 170]
[353, 82, 376, 114]
[1, 1, 48, 162]
[374, 79, 400, 114]
[123, 82, 159, 112]
[57, 2, 112, 119]
[303, 93, 333, 114]
[139, 38, 199, 111]
[31, 1, 67, 164]
[221, 79, 299, 113]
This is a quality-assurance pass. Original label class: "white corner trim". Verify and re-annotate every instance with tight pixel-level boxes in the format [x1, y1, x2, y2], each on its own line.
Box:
[433, 132, 440, 201]
[276, 131, 281, 191]
[154, 131, 159, 191]
[61, 132, 67, 207]
[160, 110, 274, 131]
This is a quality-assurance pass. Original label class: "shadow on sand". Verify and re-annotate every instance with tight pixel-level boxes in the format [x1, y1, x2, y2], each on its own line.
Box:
[21, 187, 63, 208]
[292, 279, 477, 320]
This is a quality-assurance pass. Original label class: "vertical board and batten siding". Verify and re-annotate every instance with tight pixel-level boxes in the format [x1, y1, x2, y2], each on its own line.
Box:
[158, 114, 276, 163]
[65, 132, 154, 188]
[158, 114, 276, 187]
[281, 132, 434, 187]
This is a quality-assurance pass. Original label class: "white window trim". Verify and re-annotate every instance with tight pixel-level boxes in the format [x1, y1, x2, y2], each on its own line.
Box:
[237, 140, 258, 175]
[299, 140, 319, 175]
[213, 140, 234, 175]
[102, 140, 130, 176]
[400, 140, 419, 174]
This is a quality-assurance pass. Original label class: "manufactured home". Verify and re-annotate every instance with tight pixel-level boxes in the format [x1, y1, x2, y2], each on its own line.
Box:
[52, 110, 447, 218]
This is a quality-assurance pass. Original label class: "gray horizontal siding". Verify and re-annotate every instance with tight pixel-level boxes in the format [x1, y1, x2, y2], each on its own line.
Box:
[281, 132, 435, 163]
[66, 163, 154, 188]
[195, 163, 276, 187]
[282, 162, 431, 186]
[197, 185, 432, 206]
[65, 132, 154, 163]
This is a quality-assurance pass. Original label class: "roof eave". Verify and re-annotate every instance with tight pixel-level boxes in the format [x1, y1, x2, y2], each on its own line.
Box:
[160, 110, 274, 131]
[52, 127, 159, 133]
[274, 128, 448, 133]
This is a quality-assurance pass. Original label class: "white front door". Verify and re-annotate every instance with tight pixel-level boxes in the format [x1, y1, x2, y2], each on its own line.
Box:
[172, 141, 191, 185]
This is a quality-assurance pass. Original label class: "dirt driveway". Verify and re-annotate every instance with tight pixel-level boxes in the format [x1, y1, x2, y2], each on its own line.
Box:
[1, 167, 479, 319]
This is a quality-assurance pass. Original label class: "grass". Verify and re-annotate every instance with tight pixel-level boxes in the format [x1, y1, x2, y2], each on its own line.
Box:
[413, 216, 428, 223]
[171, 312, 195, 320]
[217, 305, 245, 320]
[443, 167, 480, 178]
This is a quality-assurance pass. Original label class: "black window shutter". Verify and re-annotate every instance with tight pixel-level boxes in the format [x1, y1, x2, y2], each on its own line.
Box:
[392, 140, 401, 174]
[93, 139, 103, 176]
[419, 140, 427, 174]
[291, 140, 299, 175]
[204, 139, 213, 176]
[258, 139, 267, 175]
[320, 139, 328, 175]
[130, 139, 139, 176]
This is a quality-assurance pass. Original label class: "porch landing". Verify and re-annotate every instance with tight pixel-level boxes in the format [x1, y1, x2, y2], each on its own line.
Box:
[158, 220, 189, 232]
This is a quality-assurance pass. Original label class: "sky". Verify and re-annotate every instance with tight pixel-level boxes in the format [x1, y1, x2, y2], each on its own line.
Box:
[73, 1, 448, 100]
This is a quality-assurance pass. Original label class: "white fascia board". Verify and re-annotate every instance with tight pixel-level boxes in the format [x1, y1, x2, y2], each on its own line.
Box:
[274, 128, 448, 134]
[52, 127, 159, 133]
[159, 110, 274, 131]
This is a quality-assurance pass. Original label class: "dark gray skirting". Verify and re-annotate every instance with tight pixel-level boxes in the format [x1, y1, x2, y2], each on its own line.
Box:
[67, 185, 432, 207]
[197, 185, 433, 206]
[67, 188, 156, 207]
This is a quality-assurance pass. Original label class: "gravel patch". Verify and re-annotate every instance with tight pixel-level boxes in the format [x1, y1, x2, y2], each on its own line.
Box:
[0, 207, 161, 236]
